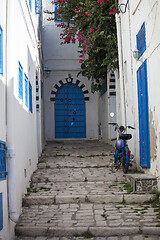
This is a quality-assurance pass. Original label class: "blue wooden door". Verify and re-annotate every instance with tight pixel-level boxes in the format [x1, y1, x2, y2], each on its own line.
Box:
[0, 193, 3, 231]
[137, 60, 150, 168]
[55, 83, 86, 138]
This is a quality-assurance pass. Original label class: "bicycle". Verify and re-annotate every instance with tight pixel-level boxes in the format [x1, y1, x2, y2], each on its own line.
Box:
[109, 122, 135, 173]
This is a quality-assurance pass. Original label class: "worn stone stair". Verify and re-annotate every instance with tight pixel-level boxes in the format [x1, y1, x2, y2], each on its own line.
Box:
[15, 140, 160, 239]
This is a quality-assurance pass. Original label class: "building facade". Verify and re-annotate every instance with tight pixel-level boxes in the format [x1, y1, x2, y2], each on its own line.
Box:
[0, 0, 44, 238]
[116, 0, 160, 185]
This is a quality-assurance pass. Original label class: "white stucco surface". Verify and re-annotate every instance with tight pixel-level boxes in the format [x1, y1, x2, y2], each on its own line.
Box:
[117, 0, 160, 183]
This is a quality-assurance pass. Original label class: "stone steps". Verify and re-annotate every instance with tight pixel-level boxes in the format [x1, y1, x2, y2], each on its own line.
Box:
[16, 202, 160, 238]
[15, 141, 160, 238]
[22, 193, 153, 206]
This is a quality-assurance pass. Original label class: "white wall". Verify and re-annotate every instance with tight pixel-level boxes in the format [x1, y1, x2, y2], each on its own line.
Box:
[117, 0, 160, 181]
[0, 1, 9, 239]
[4, 0, 42, 238]
[42, 0, 99, 140]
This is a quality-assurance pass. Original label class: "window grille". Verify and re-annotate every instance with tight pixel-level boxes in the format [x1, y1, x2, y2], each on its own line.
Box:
[18, 62, 23, 100]
[136, 22, 146, 58]
[0, 26, 3, 75]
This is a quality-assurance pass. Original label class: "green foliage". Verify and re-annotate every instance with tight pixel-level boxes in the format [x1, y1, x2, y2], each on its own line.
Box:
[46, 0, 119, 91]
[123, 183, 133, 194]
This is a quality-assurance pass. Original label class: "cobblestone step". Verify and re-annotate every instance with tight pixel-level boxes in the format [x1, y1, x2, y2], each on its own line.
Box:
[22, 193, 153, 206]
[15, 235, 160, 240]
[16, 202, 160, 237]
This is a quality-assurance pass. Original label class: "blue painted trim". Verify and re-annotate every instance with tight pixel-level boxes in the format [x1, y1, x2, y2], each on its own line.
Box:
[24, 74, 29, 107]
[29, 0, 32, 11]
[0, 193, 3, 231]
[35, 0, 41, 14]
[18, 61, 23, 100]
[29, 82, 33, 113]
[136, 22, 146, 58]
[137, 59, 150, 168]
[0, 26, 3, 75]
[0, 141, 7, 181]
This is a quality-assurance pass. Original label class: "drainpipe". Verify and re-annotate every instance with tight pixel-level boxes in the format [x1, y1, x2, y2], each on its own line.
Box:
[6, 0, 19, 223]
[115, 14, 127, 126]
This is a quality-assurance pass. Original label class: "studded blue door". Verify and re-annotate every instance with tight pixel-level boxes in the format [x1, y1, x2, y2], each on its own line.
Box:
[137, 60, 150, 168]
[55, 83, 86, 138]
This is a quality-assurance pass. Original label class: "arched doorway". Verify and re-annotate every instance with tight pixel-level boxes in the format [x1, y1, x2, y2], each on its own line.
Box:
[55, 83, 86, 138]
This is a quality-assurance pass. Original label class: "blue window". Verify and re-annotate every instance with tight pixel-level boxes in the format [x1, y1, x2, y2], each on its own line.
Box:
[0, 193, 3, 231]
[35, 0, 41, 14]
[0, 26, 3, 75]
[29, 0, 32, 11]
[54, 0, 63, 22]
[29, 82, 33, 113]
[0, 141, 7, 181]
[18, 62, 23, 100]
[136, 22, 146, 58]
[24, 74, 29, 107]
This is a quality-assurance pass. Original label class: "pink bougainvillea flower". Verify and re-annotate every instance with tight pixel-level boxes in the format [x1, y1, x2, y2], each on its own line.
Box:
[96, 27, 101, 30]
[71, 38, 76, 42]
[78, 7, 82, 10]
[74, 9, 77, 12]
[86, 12, 91, 16]
[65, 36, 70, 42]
[90, 28, 94, 32]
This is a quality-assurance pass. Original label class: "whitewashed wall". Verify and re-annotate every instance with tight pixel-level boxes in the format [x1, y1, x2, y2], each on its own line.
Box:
[0, 0, 9, 239]
[0, 0, 43, 239]
[42, 0, 99, 140]
[117, 0, 160, 182]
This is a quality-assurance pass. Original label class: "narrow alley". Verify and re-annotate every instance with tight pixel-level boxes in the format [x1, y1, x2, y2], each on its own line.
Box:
[16, 140, 160, 240]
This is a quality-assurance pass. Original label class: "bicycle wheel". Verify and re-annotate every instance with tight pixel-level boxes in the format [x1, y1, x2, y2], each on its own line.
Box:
[122, 157, 129, 173]
[115, 156, 121, 170]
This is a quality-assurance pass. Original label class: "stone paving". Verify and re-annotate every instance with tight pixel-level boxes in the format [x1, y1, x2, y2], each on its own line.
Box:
[15, 140, 160, 239]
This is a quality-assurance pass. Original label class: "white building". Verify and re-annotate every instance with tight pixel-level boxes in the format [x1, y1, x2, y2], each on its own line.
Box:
[116, 0, 160, 185]
[0, 0, 44, 239]
[42, 0, 117, 142]
[42, 0, 99, 141]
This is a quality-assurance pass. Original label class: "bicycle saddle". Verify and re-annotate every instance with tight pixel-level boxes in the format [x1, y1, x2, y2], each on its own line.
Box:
[119, 134, 132, 140]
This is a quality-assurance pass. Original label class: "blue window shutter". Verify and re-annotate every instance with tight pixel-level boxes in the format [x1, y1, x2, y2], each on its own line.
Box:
[24, 74, 29, 107]
[35, 0, 41, 14]
[29, 82, 33, 113]
[29, 0, 32, 11]
[136, 22, 146, 58]
[0, 26, 3, 75]
[18, 62, 23, 100]
[0, 193, 3, 231]
[0, 141, 7, 181]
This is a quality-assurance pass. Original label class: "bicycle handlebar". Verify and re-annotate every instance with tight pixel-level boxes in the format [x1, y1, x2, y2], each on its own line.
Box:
[108, 123, 135, 132]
